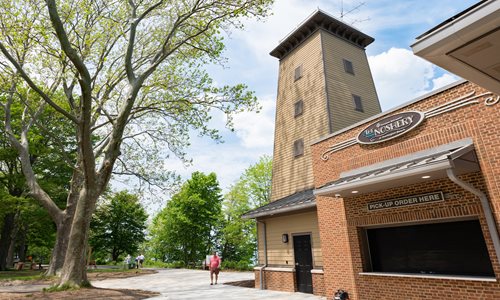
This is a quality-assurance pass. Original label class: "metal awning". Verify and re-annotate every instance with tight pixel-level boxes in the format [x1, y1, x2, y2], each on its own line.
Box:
[242, 189, 316, 219]
[314, 138, 479, 197]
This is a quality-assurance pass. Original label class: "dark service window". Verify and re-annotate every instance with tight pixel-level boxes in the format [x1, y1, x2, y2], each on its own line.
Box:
[365, 220, 494, 277]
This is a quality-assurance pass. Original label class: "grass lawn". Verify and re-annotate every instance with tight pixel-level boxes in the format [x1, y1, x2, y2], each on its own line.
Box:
[0, 269, 46, 281]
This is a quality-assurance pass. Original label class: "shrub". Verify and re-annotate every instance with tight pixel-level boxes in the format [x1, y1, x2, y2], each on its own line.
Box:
[221, 260, 252, 271]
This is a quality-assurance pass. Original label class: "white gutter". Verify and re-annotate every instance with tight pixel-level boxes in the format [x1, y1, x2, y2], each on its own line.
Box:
[257, 220, 268, 290]
[446, 168, 500, 265]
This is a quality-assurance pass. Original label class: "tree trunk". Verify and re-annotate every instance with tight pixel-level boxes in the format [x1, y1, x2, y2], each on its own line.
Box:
[112, 248, 118, 262]
[58, 188, 98, 287]
[46, 171, 81, 276]
[17, 227, 27, 262]
[7, 235, 16, 268]
[0, 213, 16, 270]
[46, 214, 72, 276]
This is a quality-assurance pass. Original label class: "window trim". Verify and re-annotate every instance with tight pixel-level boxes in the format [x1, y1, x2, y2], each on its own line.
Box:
[352, 94, 364, 112]
[294, 64, 303, 82]
[293, 138, 304, 157]
[294, 100, 304, 117]
[343, 59, 354, 75]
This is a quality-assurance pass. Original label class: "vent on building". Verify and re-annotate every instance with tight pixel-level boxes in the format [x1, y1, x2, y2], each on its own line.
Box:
[343, 59, 354, 75]
[294, 65, 303, 81]
[293, 139, 304, 157]
[294, 100, 304, 117]
[353, 94, 364, 112]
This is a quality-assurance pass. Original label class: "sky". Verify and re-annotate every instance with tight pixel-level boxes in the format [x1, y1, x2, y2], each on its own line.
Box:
[149, 0, 479, 204]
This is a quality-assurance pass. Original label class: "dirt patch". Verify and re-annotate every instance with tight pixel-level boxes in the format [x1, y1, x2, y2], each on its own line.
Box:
[0, 287, 159, 299]
[0, 269, 157, 287]
[223, 279, 255, 288]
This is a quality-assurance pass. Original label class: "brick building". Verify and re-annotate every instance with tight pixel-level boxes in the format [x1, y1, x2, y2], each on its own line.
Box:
[244, 2, 500, 299]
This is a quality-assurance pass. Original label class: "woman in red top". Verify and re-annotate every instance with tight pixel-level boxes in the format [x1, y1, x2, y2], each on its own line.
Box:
[209, 251, 221, 285]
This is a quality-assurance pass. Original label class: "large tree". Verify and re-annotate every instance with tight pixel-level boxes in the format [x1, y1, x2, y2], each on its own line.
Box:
[149, 172, 222, 265]
[89, 191, 147, 262]
[0, 97, 72, 271]
[0, 0, 273, 287]
[219, 155, 271, 263]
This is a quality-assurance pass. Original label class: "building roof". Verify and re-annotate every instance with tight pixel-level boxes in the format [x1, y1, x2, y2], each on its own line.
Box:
[411, 0, 500, 95]
[269, 9, 374, 60]
[241, 189, 316, 219]
[314, 139, 478, 197]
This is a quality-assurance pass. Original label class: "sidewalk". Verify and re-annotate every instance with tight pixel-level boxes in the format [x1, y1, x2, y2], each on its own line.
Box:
[93, 268, 326, 300]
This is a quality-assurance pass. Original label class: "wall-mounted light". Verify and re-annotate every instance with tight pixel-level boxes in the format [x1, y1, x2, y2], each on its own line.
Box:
[282, 233, 289, 243]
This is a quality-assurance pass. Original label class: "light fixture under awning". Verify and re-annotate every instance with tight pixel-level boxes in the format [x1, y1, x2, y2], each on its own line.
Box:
[314, 139, 479, 198]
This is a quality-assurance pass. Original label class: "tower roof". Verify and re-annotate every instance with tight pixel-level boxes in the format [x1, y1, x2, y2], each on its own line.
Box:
[270, 9, 374, 60]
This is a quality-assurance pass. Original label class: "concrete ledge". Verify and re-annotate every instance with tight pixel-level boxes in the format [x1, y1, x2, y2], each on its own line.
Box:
[311, 269, 324, 274]
[359, 272, 497, 282]
[254, 266, 295, 272]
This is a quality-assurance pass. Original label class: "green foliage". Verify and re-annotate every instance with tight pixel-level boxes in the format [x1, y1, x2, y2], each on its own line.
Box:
[219, 155, 272, 264]
[0, 98, 73, 268]
[89, 191, 148, 262]
[221, 260, 253, 271]
[148, 172, 222, 266]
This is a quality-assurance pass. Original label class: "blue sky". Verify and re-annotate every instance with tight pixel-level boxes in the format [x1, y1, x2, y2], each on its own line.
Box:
[154, 0, 478, 201]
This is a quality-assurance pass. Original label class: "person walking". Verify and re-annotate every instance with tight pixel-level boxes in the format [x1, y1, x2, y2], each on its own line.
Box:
[137, 253, 145, 268]
[209, 251, 221, 285]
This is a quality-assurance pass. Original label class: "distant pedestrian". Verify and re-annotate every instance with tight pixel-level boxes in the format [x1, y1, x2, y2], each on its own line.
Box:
[137, 253, 145, 268]
[209, 251, 221, 285]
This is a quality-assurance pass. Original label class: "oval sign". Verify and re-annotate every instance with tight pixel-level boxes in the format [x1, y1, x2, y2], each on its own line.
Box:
[357, 111, 425, 144]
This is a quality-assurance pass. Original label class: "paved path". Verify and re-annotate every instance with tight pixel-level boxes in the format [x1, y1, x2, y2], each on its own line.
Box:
[93, 269, 326, 300]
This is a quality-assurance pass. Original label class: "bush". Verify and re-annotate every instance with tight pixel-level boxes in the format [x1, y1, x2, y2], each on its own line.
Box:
[221, 260, 252, 271]
[143, 260, 169, 268]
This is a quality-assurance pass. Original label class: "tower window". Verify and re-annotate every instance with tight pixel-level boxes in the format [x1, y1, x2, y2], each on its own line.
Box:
[353, 94, 364, 112]
[294, 65, 303, 81]
[293, 139, 304, 157]
[343, 59, 354, 75]
[294, 100, 303, 117]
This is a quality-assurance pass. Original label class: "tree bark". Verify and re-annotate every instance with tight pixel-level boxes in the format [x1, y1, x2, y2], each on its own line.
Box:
[46, 213, 72, 276]
[0, 213, 16, 270]
[58, 188, 98, 287]
[7, 234, 16, 268]
[46, 172, 81, 276]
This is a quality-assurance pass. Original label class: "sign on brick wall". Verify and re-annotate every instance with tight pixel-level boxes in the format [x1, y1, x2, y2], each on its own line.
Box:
[357, 111, 425, 144]
[367, 191, 444, 211]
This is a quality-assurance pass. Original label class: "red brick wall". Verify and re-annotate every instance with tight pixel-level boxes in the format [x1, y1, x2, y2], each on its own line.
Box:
[254, 270, 296, 292]
[254, 269, 326, 296]
[312, 82, 500, 299]
[312, 272, 326, 296]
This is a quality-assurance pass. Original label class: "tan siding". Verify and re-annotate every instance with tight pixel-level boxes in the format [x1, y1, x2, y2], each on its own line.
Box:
[270, 31, 330, 201]
[321, 30, 381, 132]
[257, 211, 323, 268]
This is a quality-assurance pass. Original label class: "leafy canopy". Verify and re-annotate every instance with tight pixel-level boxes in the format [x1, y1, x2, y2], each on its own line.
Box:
[89, 191, 148, 262]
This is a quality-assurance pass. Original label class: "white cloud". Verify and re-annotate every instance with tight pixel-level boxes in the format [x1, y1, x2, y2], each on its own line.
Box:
[432, 73, 461, 90]
[369, 48, 432, 109]
[369, 47, 456, 110]
[232, 95, 275, 148]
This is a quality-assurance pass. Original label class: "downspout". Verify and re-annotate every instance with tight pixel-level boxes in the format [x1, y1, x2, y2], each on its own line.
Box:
[446, 168, 500, 264]
[257, 220, 268, 290]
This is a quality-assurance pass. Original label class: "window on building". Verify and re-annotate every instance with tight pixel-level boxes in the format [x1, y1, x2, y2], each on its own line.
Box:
[294, 65, 303, 81]
[363, 219, 494, 277]
[294, 100, 303, 117]
[353, 94, 364, 112]
[343, 59, 354, 75]
[293, 139, 304, 157]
